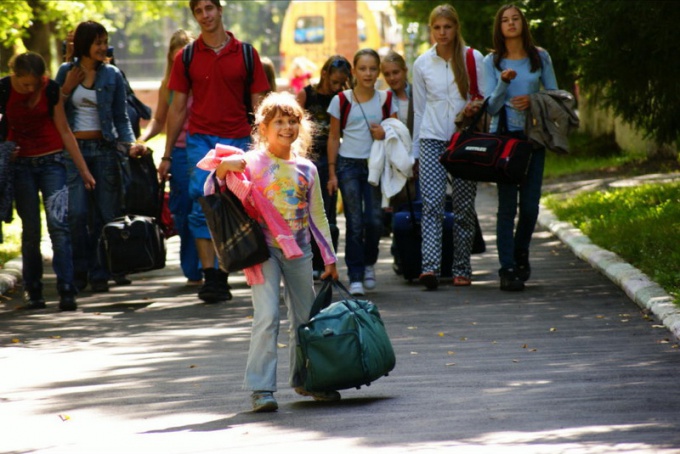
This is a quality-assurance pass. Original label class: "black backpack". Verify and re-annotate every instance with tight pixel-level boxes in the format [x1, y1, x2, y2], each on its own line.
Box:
[181, 40, 255, 125]
[0, 76, 60, 141]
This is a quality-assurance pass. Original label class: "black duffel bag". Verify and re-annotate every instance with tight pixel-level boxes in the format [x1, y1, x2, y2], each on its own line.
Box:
[99, 214, 166, 275]
[440, 100, 533, 184]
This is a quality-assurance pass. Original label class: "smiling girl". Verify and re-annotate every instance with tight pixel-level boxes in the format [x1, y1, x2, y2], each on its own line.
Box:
[56, 21, 144, 293]
[327, 48, 397, 296]
[216, 92, 339, 412]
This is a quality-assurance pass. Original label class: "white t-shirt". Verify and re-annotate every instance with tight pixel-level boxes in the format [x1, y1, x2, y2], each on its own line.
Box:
[327, 90, 398, 159]
[71, 84, 101, 132]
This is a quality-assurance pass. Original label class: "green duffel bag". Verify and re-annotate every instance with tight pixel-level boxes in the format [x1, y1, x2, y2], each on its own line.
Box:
[297, 279, 396, 392]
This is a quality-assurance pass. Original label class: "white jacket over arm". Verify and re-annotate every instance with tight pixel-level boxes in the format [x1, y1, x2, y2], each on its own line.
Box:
[368, 118, 413, 204]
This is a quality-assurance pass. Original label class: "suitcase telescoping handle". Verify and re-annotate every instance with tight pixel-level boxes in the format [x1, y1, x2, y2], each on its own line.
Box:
[308, 278, 359, 319]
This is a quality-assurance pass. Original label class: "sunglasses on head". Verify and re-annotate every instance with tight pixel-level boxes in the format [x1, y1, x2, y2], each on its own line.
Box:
[330, 59, 350, 70]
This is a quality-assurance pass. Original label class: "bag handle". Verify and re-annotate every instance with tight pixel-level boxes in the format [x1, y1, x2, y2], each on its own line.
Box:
[308, 278, 358, 319]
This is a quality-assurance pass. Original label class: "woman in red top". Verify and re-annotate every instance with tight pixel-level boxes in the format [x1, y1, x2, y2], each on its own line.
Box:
[3, 52, 94, 311]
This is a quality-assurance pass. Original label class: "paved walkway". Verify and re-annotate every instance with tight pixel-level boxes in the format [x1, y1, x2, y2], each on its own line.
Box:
[2, 182, 680, 454]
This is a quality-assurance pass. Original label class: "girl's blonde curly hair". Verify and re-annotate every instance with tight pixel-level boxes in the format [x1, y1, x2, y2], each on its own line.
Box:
[252, 92, 315, 158]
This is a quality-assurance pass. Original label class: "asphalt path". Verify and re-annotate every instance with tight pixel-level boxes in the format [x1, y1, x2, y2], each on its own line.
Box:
[2, 182, 680, 454]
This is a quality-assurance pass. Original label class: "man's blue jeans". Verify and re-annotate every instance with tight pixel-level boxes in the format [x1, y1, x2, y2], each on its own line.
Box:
[186, 133, 251, 241]
[496, 147, 546, 270]
[168, 146, 201, 281]
[14, 153, 74, 289]
[66, 139, 122, 283]
[336, 156, 383, 283]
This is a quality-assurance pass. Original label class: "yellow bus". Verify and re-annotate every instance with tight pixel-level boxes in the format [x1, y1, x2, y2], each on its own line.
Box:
[279, 0, 402, 77]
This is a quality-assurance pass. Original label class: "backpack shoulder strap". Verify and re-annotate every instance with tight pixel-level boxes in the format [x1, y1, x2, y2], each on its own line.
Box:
[181, 41, 195, 89]
[242, 42, 255, 125]
[381, 90, 393, 120]
[338, 90, 351, 134]
[46, 80, 60, 117]
[465, 47, 481, 100]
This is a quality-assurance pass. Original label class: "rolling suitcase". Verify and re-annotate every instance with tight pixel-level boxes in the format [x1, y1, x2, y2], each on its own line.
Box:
[392, 199, 454, 281]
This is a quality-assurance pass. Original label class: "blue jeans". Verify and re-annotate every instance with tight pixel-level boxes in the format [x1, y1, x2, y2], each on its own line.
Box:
[243, 244, 314, 392]
[14, 153, 74, 290]
[336, 156, 383, 282]
[496, 147, 546, 269]
[66, 139, 123, 282]
[169, 146, 201, 281]
[186, 133, 251, 240]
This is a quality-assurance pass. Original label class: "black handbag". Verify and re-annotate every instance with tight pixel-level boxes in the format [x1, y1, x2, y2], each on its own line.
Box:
[440, 100, 533, 184]
[198, 176, 269, 273]
[124, 150, 160, 217]
[99, 214, 166, 275]
[296, 279, 396, 392]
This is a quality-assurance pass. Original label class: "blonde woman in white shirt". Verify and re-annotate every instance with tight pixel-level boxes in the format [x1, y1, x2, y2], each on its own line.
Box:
[412, 4, 485, 290]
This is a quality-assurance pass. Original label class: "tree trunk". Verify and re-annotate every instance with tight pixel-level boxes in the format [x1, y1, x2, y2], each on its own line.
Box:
[0, 45, 16, 74]
[23, 0, 52, 70]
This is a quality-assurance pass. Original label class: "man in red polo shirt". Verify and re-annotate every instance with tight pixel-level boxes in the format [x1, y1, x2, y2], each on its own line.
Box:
[159, 0, 270, 303]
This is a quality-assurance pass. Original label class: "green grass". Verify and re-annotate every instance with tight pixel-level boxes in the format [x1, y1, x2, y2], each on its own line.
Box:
[544, 182, 680, 303]
[0, 212, 22, 267]
[543, 131, 644, 179]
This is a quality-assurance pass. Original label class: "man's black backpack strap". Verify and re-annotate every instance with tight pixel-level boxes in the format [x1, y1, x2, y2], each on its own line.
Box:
[181, 40, 255, 125]
[181, 41, 195, 90]
[242, 42, 255, 126]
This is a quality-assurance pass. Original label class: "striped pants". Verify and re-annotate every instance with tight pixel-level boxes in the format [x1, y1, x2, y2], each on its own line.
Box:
[420, 139, 478, 278]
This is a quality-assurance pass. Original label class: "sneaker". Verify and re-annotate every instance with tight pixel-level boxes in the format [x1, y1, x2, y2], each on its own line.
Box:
[515, 249, 531, 282]
[499, 268, 525, 291]
[349, 281, 365, 297]
[251, 391, 278, 413]
[294, 387, 341, 402]
[363, 266, 376, 290]
[22, 285, 45, 310]
[419, 272, 439, 291]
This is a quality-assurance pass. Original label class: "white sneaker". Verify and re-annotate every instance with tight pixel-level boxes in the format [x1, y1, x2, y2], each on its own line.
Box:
[349, 281, 365, 296]
[363, 266, 376, 290]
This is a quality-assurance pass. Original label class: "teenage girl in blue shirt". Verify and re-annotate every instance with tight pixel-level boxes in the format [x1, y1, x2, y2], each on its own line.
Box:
[483, 4, 558, 291]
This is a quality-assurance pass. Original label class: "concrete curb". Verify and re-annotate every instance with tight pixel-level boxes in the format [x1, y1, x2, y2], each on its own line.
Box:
[0, 256, 22, 296]
[538, 205, 680, 339]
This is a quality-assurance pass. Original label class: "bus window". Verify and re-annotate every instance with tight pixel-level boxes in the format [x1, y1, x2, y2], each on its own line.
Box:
[294, 16, 325, 44]
[358, 15, 366, 42]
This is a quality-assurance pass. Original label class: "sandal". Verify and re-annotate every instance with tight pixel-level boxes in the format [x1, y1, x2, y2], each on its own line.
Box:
[419, 272, 439, 290]
[453, 276, 472, 286]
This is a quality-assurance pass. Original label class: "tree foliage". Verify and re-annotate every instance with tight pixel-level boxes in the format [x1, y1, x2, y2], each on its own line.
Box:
[555, 0, 680, 146]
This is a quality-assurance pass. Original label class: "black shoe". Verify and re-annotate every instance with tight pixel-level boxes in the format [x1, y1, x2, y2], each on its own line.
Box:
[90, 280, 110, 293]
[499, 268, 525, 291]
[198, 268, 232, 303]
[74, 271, 88, 291]
[20, 300, 47, 310]
[515, 249, 531, 282]
[58, 284, 78, 311]
[22, 283, 46, 310]
[112, 274, 132, 286]
[419, 272, 439, 290]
